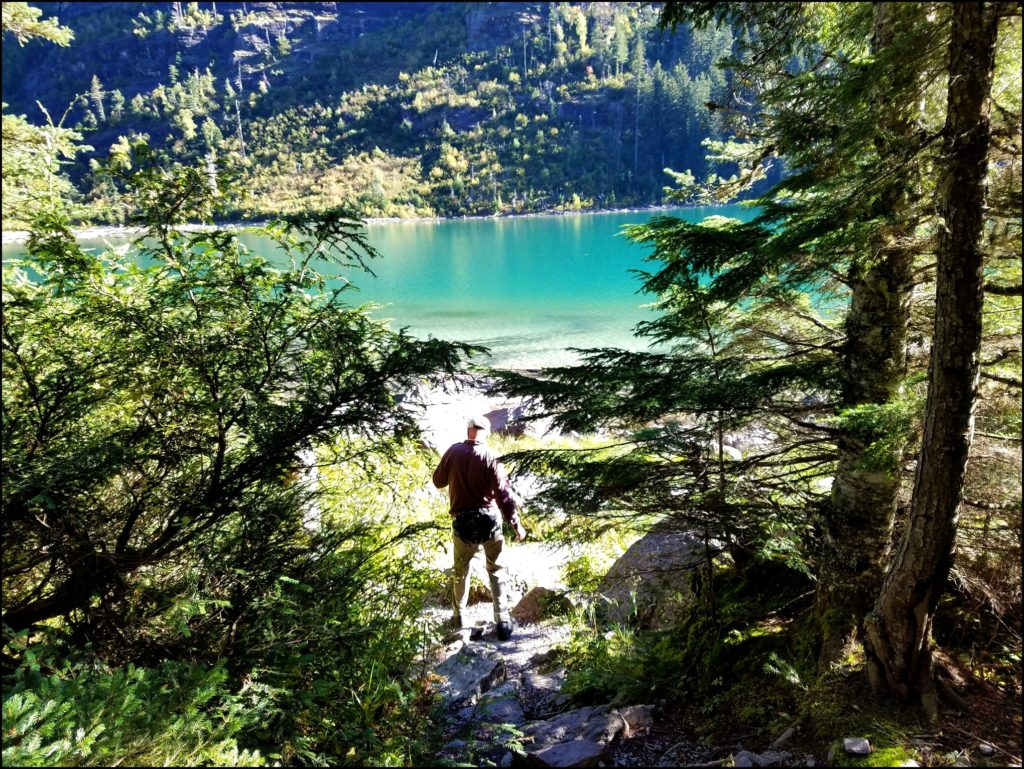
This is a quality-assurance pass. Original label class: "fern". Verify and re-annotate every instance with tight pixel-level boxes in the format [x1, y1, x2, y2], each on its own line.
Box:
[762, 652, 807, 692]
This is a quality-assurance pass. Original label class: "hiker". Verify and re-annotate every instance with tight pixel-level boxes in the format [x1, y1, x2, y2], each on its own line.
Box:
[432, 414, 527, 640]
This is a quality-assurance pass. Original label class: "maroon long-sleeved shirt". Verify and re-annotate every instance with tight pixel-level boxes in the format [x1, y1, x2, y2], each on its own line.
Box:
[432, 440, 518, 524]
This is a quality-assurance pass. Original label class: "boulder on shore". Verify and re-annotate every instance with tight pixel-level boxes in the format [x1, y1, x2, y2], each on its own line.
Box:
[598, 522, 722, 627]
[511, 586, 575, 622]
[524, 704, 626, 752]
[618, 704, 654, 737]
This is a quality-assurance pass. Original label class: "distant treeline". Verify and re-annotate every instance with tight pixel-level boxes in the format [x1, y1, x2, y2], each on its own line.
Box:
[2, 1, 775, 225]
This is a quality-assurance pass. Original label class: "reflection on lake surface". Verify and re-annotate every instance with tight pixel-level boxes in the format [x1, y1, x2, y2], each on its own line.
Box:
[3, 205, 756, 368]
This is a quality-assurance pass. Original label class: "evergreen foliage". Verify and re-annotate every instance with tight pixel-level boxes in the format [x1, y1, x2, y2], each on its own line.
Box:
[3, 659, 264, 766]
[1, 1, 1020, 760]
[491, 0, 1021, 709]
[2, 141, 474, 765]
[1, 3, 86, 228]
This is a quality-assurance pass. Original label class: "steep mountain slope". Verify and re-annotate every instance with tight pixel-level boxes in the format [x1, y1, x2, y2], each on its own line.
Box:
[3, 2, 747, 222]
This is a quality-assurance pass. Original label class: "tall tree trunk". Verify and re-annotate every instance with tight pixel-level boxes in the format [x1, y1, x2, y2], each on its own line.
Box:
[815, 2, 921, 667]
[864, 1, 1001, 720]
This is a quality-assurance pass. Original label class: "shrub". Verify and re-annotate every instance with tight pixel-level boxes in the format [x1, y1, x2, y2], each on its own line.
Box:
[2, 152, 475, 766]
[2, 658, 265, 767]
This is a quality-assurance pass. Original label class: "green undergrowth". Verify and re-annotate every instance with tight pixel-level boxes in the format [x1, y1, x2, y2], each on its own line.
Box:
[802, 653, 928, 766]
[551, 550, 817, 719]
[548, 546, 945, 764]
[829, 745, 921, 768]
[2, 657, 265, 767]
[3, 435, 451, 767]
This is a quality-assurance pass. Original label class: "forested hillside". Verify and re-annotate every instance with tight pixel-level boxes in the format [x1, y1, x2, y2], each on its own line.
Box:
[2, 1, 756, 226]
[2, 3, 1021, 768]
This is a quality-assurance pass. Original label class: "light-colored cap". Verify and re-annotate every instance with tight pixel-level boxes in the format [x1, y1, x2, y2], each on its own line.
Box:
[467, 414, 491, 431]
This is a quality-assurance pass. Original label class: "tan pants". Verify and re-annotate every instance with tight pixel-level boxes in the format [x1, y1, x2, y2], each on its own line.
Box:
[452, 531, 509, 624]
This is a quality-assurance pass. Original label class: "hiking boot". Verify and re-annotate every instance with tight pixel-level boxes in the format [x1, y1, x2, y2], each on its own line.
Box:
[496, 620, 515, 641]
[442, 615, 469, 645]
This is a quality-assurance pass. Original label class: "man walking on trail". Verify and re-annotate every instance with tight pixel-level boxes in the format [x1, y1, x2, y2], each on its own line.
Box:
[433, 414, 527, 641]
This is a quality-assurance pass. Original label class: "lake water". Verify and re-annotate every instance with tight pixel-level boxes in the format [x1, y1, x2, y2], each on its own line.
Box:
[2, 205, 756, 368]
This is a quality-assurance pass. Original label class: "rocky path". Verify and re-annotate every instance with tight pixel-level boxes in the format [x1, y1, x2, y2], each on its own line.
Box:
[428, 617, 657, 767]
[422, 537, 668, 768]
[421, 537, 816, 768]
[410, 382, 815, 767]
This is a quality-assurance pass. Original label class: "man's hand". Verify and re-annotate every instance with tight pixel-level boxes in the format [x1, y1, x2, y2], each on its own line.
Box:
[513, 519, 527, 541]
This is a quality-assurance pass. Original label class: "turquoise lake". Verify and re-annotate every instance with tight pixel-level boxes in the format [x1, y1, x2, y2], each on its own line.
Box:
[2, 205, 756, 368]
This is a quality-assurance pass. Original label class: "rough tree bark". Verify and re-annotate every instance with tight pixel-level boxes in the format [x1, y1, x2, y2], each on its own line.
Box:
[864, 1, 1001, 720]
[814, 1, 920, 668]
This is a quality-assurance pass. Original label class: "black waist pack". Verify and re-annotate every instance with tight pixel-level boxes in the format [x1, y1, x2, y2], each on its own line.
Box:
[453, 507, 500, 544]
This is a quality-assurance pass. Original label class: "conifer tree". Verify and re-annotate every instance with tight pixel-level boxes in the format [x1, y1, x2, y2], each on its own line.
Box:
[109, 88, 125, 122]
[864, 0, 1014, 718]
[2, 147, 475, 636]
[613, 15, 630, 77]
[1, 1, 72, 45]
[1, 3, 84, 227]
[493, 3, 1017, 687]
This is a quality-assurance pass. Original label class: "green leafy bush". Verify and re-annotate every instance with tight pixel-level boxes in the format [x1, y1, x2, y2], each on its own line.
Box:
[2, 155, 473, 766]
[2, 659, 265, 767]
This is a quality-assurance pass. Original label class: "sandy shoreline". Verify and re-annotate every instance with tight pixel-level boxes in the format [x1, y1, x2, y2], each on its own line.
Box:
[409, 373, 558, 455]
[2, 203, 716, 245]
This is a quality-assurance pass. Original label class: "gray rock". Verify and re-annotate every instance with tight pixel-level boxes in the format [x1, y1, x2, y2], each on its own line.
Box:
[512, 586, 574, 622]
[530, 648, 559, 667]
[433, 643, 505, 705]
[530, 739, 607, 768]
[618, 705, 654, 737]
[524, 669, 566, 694]
[551, 692, 573, 710]
[524, 705, 626, 751]
[843, 737, 872, 756]
[805, 755, 816, 767]
[442, 630, 468, 645]
[478, 687, 527, 727]
[771, 727, 796, 749]
[729, 750, 790, 767]
[501, 751, 515, 768]
[523, 668, 568, 716]
[978, 743, 995, 756]
[485, 405, 532, 437]
[899, 761, 921, 767]
[597, 522, 721, 627]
